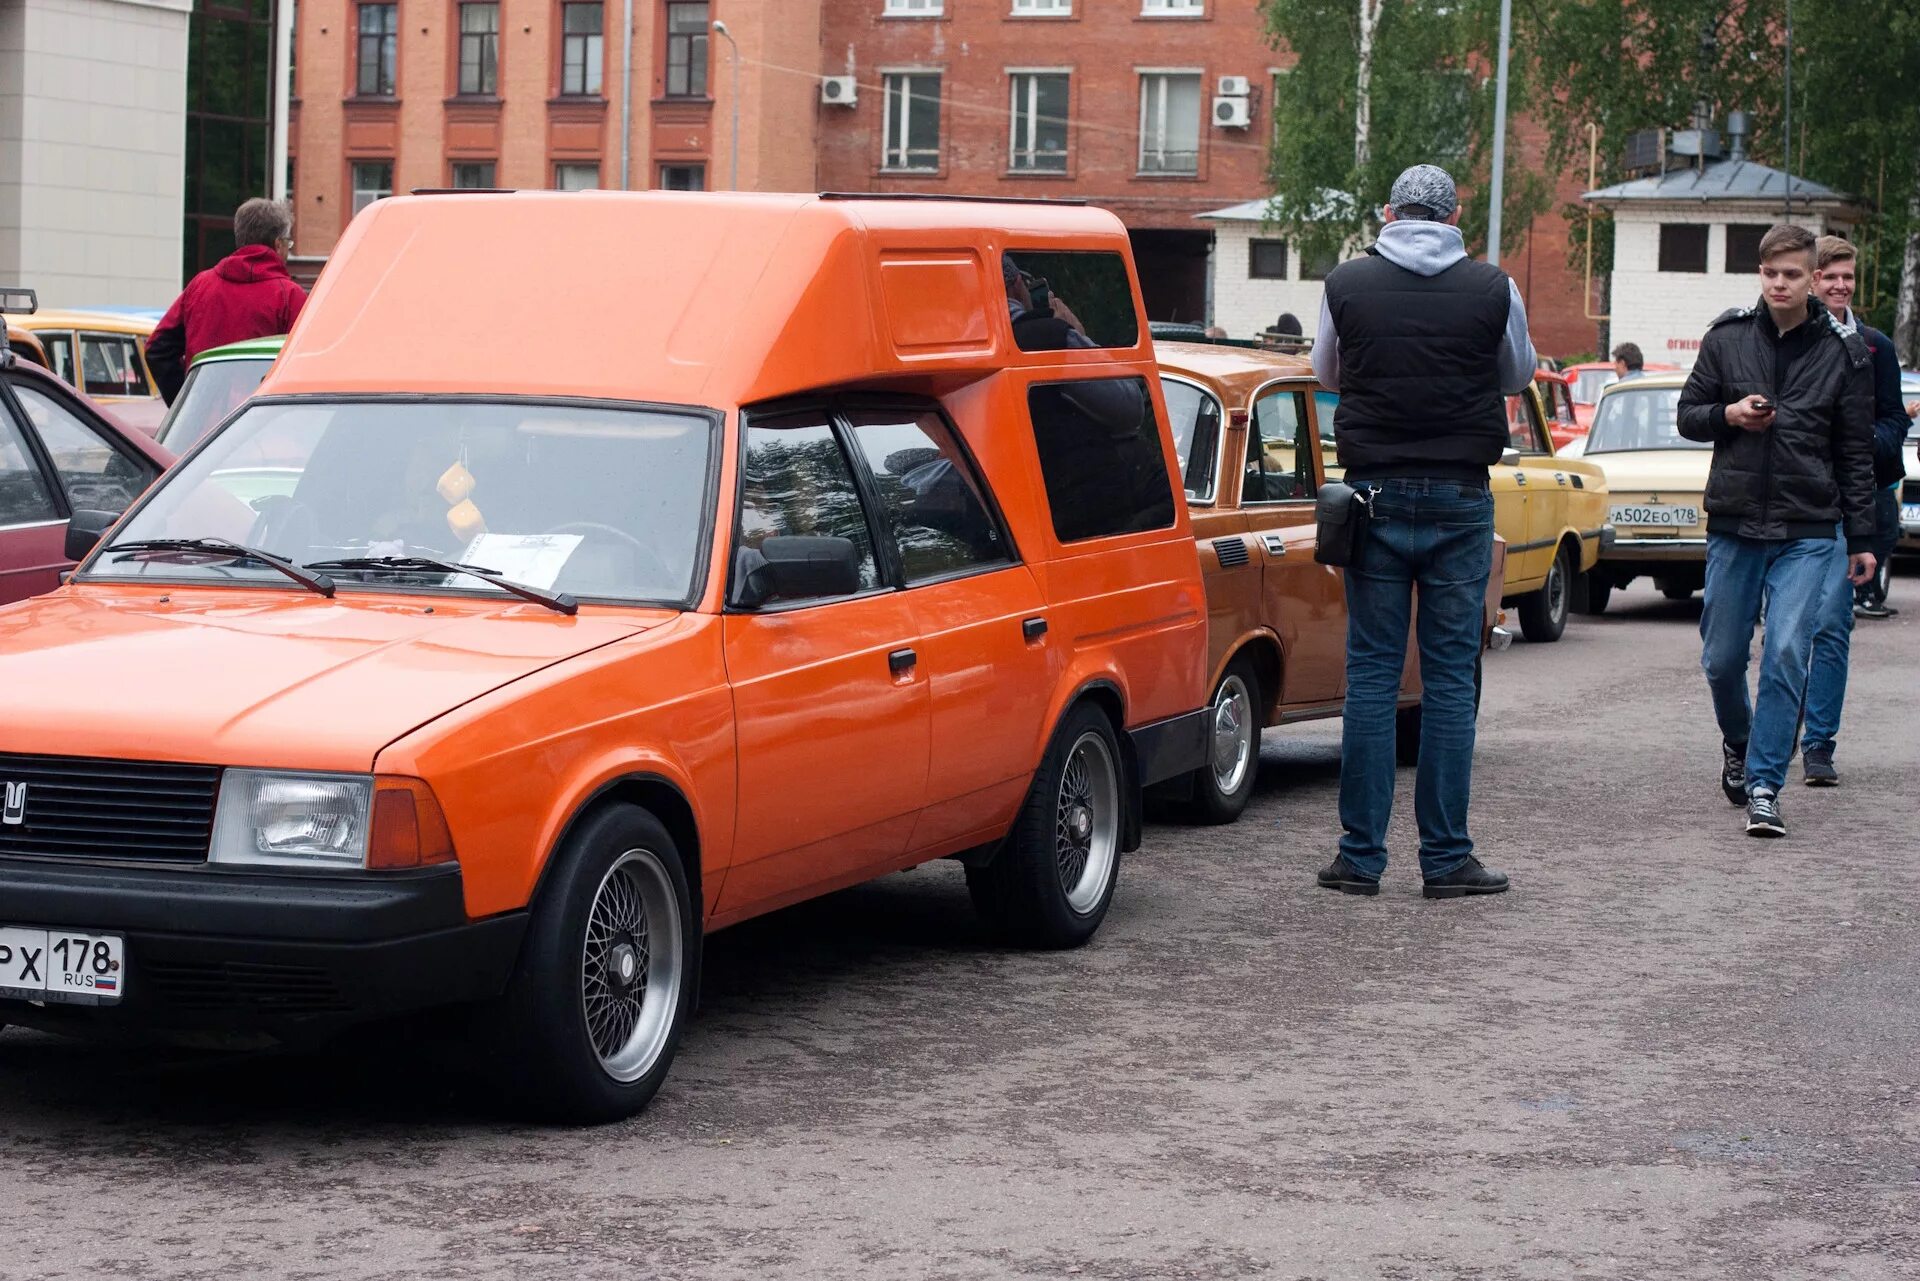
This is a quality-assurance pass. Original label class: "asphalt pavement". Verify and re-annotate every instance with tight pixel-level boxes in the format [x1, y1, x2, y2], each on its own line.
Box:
[1, 581, 1916, 1280]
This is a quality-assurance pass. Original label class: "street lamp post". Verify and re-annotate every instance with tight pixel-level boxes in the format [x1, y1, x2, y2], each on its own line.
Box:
[1486, 0, 1513, 267]
[711, 19, 740, 191]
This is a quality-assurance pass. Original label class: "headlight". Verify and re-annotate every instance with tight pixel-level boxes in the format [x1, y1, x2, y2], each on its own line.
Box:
[211, 770, 373, 868]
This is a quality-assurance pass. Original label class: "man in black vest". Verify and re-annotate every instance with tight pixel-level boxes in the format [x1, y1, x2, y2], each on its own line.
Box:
[1310, 164, 1536, 900]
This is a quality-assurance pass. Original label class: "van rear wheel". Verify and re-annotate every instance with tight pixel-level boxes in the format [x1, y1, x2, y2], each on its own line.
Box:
[968, 703, 1122, 949]
[492, 805, 695, 1124]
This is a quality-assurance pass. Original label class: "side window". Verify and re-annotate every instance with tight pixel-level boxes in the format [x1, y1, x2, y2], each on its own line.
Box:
[1245, 388, 1314, 502]
[1314, 390, 1343, 482]
[736, 413, 880, 603]
[0, 403, 59, 525]
[1157, 377, 1220, 502]
[843, 408, 1012, 583]
[80, 334, 148, 398]
[13, 383, 153, 513]
[1508, 393, 1548, 456]
[1027, 376, 1175, 542]
[1002, 250, 1141, 352]
[40, 333, 75, 386]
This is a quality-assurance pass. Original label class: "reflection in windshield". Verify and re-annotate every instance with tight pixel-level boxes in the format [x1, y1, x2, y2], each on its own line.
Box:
[156, 358, 273, 451]
[88, 399, 714, 604]
[1584, 387, 1707, 454]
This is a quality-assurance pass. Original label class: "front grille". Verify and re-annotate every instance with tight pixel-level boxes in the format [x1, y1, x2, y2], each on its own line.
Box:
[146, 960, 350, 1014]
[0, 753, 219, 862]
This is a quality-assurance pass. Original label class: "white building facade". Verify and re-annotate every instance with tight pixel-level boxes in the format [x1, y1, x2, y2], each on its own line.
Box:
[1197, 198, 1358, 341]
[1585, 161, 1858, 365]
[0, 0, 190, 308]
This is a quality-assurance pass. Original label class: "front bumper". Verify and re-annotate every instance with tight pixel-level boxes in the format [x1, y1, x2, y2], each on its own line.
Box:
[1487, 626, 1514, 652]
[0, 858, 525, 1036]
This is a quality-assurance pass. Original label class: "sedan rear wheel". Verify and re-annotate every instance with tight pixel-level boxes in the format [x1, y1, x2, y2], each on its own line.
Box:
[1184, 658, 1262, 824]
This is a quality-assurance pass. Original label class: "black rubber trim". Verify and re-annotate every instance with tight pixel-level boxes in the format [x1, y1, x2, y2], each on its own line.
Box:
[1128, 709, 1210, 787]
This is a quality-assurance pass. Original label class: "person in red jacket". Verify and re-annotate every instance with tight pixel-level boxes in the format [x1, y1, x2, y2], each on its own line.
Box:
[147, 198, 307, 402]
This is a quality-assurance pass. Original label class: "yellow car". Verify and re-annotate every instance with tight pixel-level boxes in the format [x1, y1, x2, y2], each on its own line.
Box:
[11, 309, 165, 435]
[1576, 372, 1708, 611]
[1315, 380, 1607, 641]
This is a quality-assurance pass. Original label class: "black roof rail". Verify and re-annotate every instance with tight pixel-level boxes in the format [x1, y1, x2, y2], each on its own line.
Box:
[407, 187, 519, 196]
[0, 287, 37, 316]
[818, 191, 1091, 207]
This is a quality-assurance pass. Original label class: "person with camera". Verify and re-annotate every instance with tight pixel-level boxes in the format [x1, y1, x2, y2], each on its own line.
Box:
[1309, 164, 1536, 901]
[1676, 224, 1876, 838]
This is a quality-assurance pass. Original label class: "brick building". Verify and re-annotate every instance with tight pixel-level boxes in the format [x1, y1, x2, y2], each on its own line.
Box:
[287, 0, 820, 256]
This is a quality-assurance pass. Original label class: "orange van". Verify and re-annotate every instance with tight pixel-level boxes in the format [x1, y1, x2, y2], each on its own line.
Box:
[0, 193, 1210, 1122]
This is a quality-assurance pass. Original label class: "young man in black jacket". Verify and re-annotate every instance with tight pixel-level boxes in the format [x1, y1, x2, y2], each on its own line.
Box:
[1676, 224, 1876, 837]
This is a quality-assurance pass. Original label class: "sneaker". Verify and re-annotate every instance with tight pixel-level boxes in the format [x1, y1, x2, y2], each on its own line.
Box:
[1746, 789, 1786, 837]
[1423, 856, 1511, 899]
[1855, 601, 1895, 620]
[1721, 740, 1748, 806]
[1803, 746, 1839, 787]
[1316, 857, 1380, 897]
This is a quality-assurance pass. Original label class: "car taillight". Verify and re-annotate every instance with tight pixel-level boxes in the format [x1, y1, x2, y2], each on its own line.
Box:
[368, 777, 457, 870]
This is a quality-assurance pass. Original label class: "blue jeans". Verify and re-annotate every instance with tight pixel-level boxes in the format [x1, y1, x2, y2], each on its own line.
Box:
[1699, 533, 1835, 793]
[1338, 478, 1493, 880]
[1802, 528, 1853, 756]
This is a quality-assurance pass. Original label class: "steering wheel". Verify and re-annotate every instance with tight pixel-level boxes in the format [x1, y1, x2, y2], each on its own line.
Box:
[542, 522, 671, 590]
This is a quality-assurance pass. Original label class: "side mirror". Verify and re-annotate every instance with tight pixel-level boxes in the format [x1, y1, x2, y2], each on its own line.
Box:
[1500, 447, 1521, 467]
[64, 509, 118, 562]
[734, 535, 862, 608]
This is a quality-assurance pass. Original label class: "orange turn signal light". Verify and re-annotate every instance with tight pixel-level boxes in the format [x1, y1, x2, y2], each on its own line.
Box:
[368, 776, 458, 870]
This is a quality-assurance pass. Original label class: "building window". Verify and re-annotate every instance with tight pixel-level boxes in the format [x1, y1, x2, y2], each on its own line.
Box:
[1142, 0, 1203, 13]
[561, 3, 604, 97]
[1249, 238, 1288, 279]
[658, 163, 704, 190]
[665, 2, 708, 97]
[555, 162, 600, 190]
[1658, 223, 1709, 273]
[1011, 0, 1070, 12]
[355, 3, 397, 96]
[1009, 72, 1069, 173]
[1138, 72, 1201, 174]
[883, 0, 942, 14]
[451, 161, 497, 188]
[457, 3, 498, 96]
[882, 73, 942, 172]
[351, 161, 393, 214]
[1723, 223, 1771, 275]
[1300, 245, 1338, 280]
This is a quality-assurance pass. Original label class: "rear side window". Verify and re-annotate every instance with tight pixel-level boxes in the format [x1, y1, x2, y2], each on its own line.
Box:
[737, 413, 881, 597]
[1027, 376, 1175, 542]
[1245, 387, 1314, 502]
[1157, 377, 1220, 502]
[0, 405, 58, 525]
[843, 408, 1012, 583]
[80, 333, 147, 398]
[1002, 251, 1140, 352]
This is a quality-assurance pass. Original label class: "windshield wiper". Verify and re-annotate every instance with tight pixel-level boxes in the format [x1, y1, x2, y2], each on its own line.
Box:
[302, 556, 578, 615]
[104, 538, 336, 598]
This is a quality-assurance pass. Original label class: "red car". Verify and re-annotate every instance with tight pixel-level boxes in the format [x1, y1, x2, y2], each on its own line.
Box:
[0, 345, 173, 605]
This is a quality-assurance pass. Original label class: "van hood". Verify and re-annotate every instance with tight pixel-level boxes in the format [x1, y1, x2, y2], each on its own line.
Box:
[0, 587, 662, 771]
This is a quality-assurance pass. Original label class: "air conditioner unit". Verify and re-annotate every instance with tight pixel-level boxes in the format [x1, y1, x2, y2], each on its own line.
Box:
[1217, 75, 1251, 98]
[820, 76, 858, 106]
[1213, 95, 1251, 128]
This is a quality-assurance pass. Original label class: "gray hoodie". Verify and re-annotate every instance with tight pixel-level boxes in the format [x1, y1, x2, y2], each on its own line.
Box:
[1310, 220, 1537, 396]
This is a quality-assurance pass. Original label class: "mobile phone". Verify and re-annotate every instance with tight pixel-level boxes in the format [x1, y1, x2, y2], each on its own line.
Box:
[1025, 274, 1052, 314]
[1751, 396, 1773, 412]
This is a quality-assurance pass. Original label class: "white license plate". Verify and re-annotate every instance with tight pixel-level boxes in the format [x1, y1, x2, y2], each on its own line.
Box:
[0, 927, 125, 1004]
[1902, 503, 1920, 528]
[1611, 503, 1700, 528]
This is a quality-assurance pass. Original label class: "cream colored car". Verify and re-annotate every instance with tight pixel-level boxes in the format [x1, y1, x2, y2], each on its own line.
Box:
[1578, 373, 1710, 611]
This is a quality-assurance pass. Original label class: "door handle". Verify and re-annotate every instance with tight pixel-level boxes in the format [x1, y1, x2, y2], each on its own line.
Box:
[1260, 533, 1288, 556]
[1514, 472, 1528, 486]
[888, 648, 917, 675]
[1022, 617, 1048, 642]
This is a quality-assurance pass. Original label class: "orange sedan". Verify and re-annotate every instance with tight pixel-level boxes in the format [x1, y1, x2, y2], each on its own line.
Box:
[0, 193, 1212, 1122]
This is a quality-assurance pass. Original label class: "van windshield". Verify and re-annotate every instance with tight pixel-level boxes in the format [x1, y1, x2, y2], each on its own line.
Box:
[87, 398, 715, 605]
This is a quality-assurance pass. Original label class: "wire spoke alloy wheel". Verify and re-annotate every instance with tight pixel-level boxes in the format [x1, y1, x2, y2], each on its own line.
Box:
[579, 848, 683, 1084]
[1054, 730, 1120, 915]
[1210, 674, 1254, 795]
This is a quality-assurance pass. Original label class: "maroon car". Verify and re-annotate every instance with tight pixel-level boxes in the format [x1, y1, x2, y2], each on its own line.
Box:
[0, 349, 173, 605]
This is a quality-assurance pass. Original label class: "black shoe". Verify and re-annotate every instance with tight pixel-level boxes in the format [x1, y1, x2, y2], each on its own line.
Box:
[1721, 740, 1748, 806]
[1803, 746, 1839, 787]
[1316, 857, 1380, 897]
[1855, 602, 1894, 620]
[1422, 856, 1510, 899]
[1746, 789, 1786, 837]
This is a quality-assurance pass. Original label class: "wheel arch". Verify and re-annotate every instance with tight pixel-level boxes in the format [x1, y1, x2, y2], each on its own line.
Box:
[530, 772, 706, 939]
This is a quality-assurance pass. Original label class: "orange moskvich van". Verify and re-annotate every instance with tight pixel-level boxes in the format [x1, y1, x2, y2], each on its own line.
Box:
[0, 193, 1210, 1122]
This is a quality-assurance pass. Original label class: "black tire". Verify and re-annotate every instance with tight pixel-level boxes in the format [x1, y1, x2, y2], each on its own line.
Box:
[1518, 543, 1573, 642]
[492, 805, 697, 1125]
[1395, 655, 1482, 767]
[968, 702, 1124, 949]
[1577, 572, 1612, 616]
[1183, 657, 1263, 825]
[1660, 581, 1696, 601]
